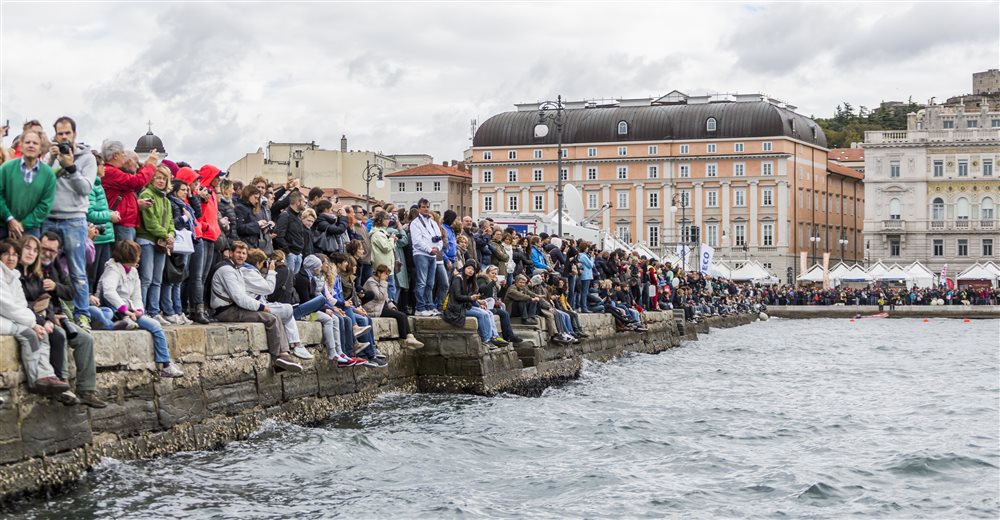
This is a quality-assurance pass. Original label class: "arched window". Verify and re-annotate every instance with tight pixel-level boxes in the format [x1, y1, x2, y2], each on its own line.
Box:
[982, 197, 995, 220]
[888, 198, 901, 220]
[706, 117, 717, 132]
[932, 197, 945, 220]
[617, 121, 628, 135]
[956, 197, 970, 220]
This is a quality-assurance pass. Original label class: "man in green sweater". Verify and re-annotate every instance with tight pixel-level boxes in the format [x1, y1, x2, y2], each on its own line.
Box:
[0, 130, 56, 240]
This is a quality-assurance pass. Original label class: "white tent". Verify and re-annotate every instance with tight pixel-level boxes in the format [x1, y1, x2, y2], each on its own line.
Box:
[828, 262, 851, 280]
[880, 263, 914, 287]
[839, 264, 873, 284]
[957, 263, 1000, 287]
[983, 261, 1000, 277]
[708, 262, 732, 278]
[866, 261, 889, 280]
[904, 261, 936, 288]
[797, 264, 826, 283]
[730, 260, 779, 284]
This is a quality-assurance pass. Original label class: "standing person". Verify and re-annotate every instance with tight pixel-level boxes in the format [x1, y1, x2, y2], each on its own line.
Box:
[87, 153, 119, 293]
[369, 211, 398, 301]
[216, 179, 239, 251]
[195, 164, 224, 302]
[173, 167, 209, 324]
[136, 166, 175, 326]
[409, 199, 440, 316]
[273, 190, 307, 275]
[577, 242, 595, 312]
[162, 180, 196, 325]
[351, 205, 374, 293]
[100, 140, 157, 242]
[234, 184, 274, 254]
[0, 130, 55, 240]
[311, 200, 348, 256]
[392, 208, 411, 312]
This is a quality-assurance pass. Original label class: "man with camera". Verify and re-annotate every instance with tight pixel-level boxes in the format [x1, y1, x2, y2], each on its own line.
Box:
[0, 130, 56, 241]
[410, 198, 442, 316]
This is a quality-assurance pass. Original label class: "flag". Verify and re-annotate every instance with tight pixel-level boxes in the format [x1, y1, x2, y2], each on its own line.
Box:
[822, 252, 831, 290]
[699, 243, 715, 275]
[799, 251, 807, 281]
[940, 263, 948, 288]
[676, 244, 691, 268]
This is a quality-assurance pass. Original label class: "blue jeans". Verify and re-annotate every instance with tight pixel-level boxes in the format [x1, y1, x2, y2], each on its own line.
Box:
[89, 306, 114, 330]
[434, 263, 450, 311]
[345, 307, 376, 357]
[42, 217, 90, 320]
[139, 243, 166, 316]
[578, 279, 593, 311]
[286, 253, 302, 276]
[387, 273, 397, 302]
[413, 254, 436, 312]
[336, 314, 355, 353]
[136, 315, 171, 363]
[466, 307, 495, 342]
[566, 275, 577, 313]
[293, 296, 327, 320]
[161, 255, 189, 316]
[114, 225, 136, 242]
[184, 238, 206, 309]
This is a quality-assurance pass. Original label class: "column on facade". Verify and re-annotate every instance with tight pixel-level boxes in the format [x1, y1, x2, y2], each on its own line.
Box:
[777, 180, 789, 247]
[495, 186, 505, 214]
[693, 182, 704, 237]
[601, 184, 611, 233]
[664, 182, 674, 244]
[748, 180, 759, 246]
[635, 184, 644, 243]
[720, 181, 731, 249]
[471, 186, 480, 220]
[546, 186, 555, 215]
[521, 185, 529, 215]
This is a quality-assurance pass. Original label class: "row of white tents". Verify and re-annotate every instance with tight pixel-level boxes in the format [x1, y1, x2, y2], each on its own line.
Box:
[797, 260, 1000, 288]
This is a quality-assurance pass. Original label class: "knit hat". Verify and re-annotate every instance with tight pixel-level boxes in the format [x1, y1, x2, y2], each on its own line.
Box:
[161, 159, 179, 177]
[530, 274, 544, 286]
[302, 255, 322, 273]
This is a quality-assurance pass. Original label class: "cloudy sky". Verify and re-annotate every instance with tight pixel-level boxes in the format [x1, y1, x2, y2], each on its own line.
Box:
[1, 1, 996, 169]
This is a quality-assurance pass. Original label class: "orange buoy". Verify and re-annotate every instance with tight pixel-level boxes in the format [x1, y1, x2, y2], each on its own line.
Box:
[963, 319, 971, 323]
[849, 319, 855, 323]
[923, 319, 929, 322]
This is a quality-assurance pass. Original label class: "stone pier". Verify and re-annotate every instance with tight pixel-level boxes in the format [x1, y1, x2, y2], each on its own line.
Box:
[0, 310, 757, 502]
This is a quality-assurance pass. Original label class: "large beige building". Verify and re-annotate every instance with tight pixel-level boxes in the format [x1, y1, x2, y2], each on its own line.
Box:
[385, 162, 472, 215]
[227, 137, 432, 202]
[471, 92, 865, 280]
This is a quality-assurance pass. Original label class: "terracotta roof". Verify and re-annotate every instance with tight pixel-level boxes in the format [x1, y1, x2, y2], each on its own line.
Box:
[827, 161, 864, 180]
[385, 163, 472, 179]
[828, 147, 864, 162]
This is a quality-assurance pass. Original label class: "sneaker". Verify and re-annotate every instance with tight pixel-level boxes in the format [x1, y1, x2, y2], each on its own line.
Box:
[510, 335, 525, 344]
[34, 376, 70, 395]
[486, 341, 501, 350]
[491, 337, 510, 346]
[353, 341, 370, 354]
[164, 314, 181, 324]
[291, 345, 314, 360]
[77, 391, 108, 408]
[429, 309, 442, 316]
[56, 390, 80, 406]
[522, 317, 538, 325]
[404, 334, 425, 350]
[273, 354, 303, 373]
[179, 314, 194, 325]
[122, 317, 140, 330]
[160, 363, 184, 378]
[75, 315, 92, 332]
[153, 314, 172, 327]
[373, 349, 387, 360]
[353, 325, 372, 338]
[415, 310, 430, 317]
[361, 357, 387, 368]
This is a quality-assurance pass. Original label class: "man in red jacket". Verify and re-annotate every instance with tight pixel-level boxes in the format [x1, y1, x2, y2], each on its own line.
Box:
[100, 140, 157, 241]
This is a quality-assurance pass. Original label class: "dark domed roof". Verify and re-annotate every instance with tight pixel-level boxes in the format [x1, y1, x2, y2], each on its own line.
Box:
[473, 101, 826, 148]
[135, 130, 166, 155]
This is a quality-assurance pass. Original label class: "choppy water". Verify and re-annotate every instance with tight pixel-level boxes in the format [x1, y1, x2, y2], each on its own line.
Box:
[9, 318, 1000, 519]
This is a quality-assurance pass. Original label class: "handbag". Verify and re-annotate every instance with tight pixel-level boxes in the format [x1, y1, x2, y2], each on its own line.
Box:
[164, 253, 186, 284]
[173, 229, 195, 255]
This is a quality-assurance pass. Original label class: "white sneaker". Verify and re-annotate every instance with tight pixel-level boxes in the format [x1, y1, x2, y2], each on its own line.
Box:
[430, 309, 442, 316]
[291, 345, 314, 360]
[179, 314, 194, 325]
[353, 325, 372, 338]
[159, 363, 184, 378]
[353, 341, 370, 354]
[122, 317, 140, 330]
[164, 314, 181, 324]
[416, 310, 430, 317]
[154, 314, 172, 326]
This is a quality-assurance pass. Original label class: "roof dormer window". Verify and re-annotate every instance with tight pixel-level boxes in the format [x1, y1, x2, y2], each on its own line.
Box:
[617, 121, 628, 135]
[706, 117, 717, 132]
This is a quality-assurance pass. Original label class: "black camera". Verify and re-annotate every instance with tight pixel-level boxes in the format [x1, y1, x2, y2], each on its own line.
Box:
[95, 224, 106, 234]
[431, 235, 442, 243]
[57, 141, 72, 155]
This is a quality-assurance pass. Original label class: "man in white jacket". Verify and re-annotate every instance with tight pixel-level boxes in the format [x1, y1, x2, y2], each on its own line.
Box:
[209, 240, 302, 372]
[239, 248, 313, 360]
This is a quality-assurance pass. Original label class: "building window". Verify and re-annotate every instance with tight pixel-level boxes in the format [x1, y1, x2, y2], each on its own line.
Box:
[734, 163, 746, 176]
[533, 194, 544, 211]
[762, 141, 772, 152]
[984, 159, 993, 176]
[587, 192, 598, 209]
[587, 167, 597, 180]
[957, 197, 970, 220]
[617, 166, 628, 179]
[706, 117, 717, 131]
[648, 226, 660, 248]
[889, 198, 901, 220]
[508, 150, 517, 160]
[616, 225, 631, 243]
[890, 160, 900, 178]
[982, 197, 994, 219]
[679, 190, 691, 207]
[992, 119, 1000, 128]
[483, 151, 492, 160]
[415, 182, 423, 192]
[433, 181, 441, 192]
[762, 223, 774, 246]
[617, 121, 628, 135]
[734, 224, 746, 246]
[706, 224, 718, 247]
[706, 163, 717, 177]
[648, 145, 658, 155]
[483, 170, 493, 183]
[967, 119, 978, 128]
[561, 148, 568, 158]
[617, 191, 629, 209]
[680, 144, 689, 154]
[483, 195, 493, 212]
[508, 169, 518, 183]
[618, 146, 628, 156]
[560, 168, 568, 181]
[957, 239, 968, 256]
[943, 120, 955, 129]
[533, 149, 542, 159]
[932, 197, 945, 220]
[648, 165, 659, 179]
[734, 143, 744, 152]
[707, 143, 717, 153]
[958, 160, 969, 177]
[889, 237, 901, 257]
[587, 147, 597, 157]
[707, 190, 718, 207]
[762, 188, 773, 206]
[508, 195, 519, 212]
[933, 160, 943, 177]
[933, 239, 943, 256]
[648, 191, 659, 208]
[679, 164, 691, 178]
[398, 182, 406, 192]
[762, 161, 773, 176]
[734, 189, 746, 207]
[533, 169, 543, 182]
[984, 239, 994, 256]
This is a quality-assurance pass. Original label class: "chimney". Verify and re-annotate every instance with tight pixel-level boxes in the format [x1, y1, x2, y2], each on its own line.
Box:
[442, 161, 448, 166]
[340, 135, 347, 153]
[451, 160, 458, 167]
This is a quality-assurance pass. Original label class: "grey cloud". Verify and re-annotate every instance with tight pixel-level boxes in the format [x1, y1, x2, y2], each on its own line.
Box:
[724, 3, 839, 75]
[346, 52, 407, 89]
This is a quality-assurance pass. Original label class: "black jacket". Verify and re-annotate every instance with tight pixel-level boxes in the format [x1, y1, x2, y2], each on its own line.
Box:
[273, 207, 307, 255]
[269, 264, 298, 305]
[443, 274, 476, 327]
[313, 212, 349, 255]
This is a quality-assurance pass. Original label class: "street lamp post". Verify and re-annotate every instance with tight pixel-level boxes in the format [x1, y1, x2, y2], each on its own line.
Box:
[670, 189, 688, 270]
[534, 95, 564, 237]
[808, 226, 821, 265]
[361, 160, 385, 212]
[838, 234, 849, 263]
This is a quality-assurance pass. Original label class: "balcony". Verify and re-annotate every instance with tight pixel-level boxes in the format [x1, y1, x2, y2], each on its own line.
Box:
[873, 219, 997, 232]
[881, 219, 905, 231]
[865, 128, 1000, 145]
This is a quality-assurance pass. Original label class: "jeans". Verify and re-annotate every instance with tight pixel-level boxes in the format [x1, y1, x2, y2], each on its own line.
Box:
[88, 306, 114, 330]
[494, 307, 514, 341]
[287, 253, 302, 277]
[315, 311, 343, 359]
[578, 279, 593, 311]
[139, 243, 166, 316]
[413, 254, 436, 312]
[387, 273, 397, 302]
[434, 263, 450, 310]
[345, 307, 376, 358]
[466, 307, 496, 342]
[293, 295, 327, 320]
[136, 315, 171, 363]
[566, 275, 577, 313]
[114, 224, 136, 242]
[42, 217, 90, 320]
[88, 242, 112, 293]
[336, 314, 356, 353]
[268, 302, 301, 345]
[161, 254, 189, 316]
[184, 238, 206, 309]
[356, 263, 373, 293]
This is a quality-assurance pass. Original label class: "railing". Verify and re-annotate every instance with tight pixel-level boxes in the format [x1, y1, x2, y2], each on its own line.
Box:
[875, 219, 997, 231]
[882, 219, 905, 231]
[982, 219, 995, 229]
[865, 128, 1000, 144]
[930, 220, 945, 230]
[955, 219, 970, 229]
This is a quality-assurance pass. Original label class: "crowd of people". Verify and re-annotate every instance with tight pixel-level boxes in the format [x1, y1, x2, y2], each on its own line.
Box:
[4, 117, 991, 408]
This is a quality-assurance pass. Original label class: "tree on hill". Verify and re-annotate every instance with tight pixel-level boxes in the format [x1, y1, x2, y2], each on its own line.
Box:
[814, 100, 922, 148]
